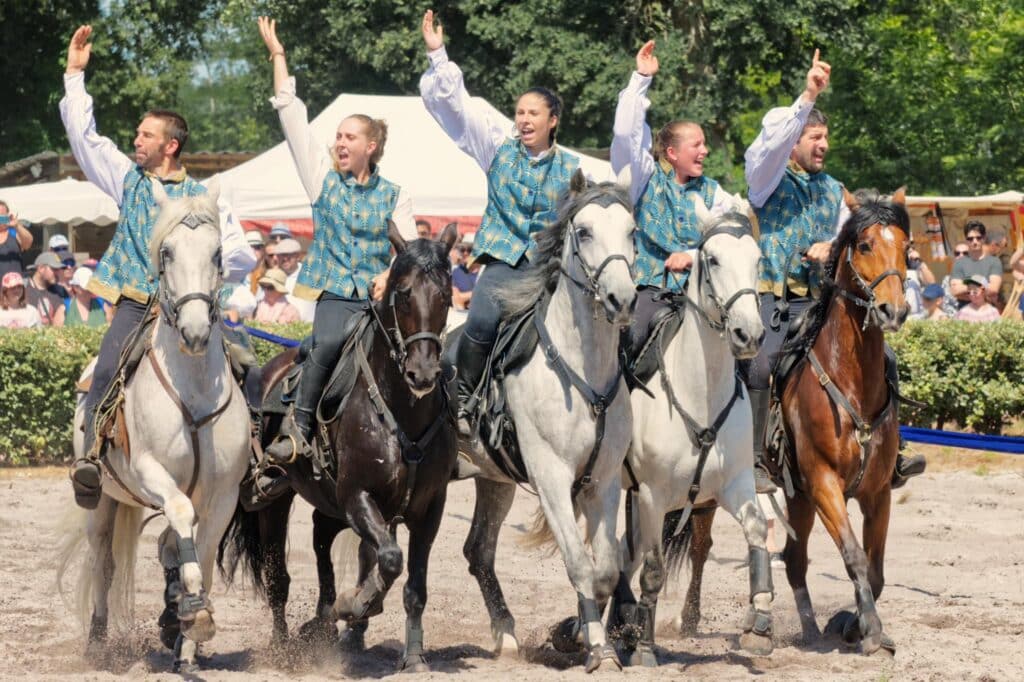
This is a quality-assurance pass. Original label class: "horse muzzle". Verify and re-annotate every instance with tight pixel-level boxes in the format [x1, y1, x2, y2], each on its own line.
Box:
[729, 323, 765, 360]
[404, 359, 441, 399]
[875, 302, 909, 332]
[601, 286, 637, 327]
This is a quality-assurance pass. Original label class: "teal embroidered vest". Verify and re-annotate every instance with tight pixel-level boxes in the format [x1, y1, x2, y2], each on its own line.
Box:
[89, 167, 205, 303]
[635, 165, 718, 292]
[474, 138, 580, 266]
[294, 169, 400, 301]
[754, 166, 843, 295]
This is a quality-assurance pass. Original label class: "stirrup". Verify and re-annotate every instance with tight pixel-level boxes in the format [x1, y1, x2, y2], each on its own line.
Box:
[70, 458, 103, 510]
[754, 463, 777, 494]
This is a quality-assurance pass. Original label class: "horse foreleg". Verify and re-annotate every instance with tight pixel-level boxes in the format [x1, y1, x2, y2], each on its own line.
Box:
[85, 496, 118, 656]
[812, 482, 885, 655]
[397, 491, 447, 673]
[335, 491, 401, 622]
[783, 490, 820, 641]
[259, 490, 295, 646]
[337, 538, 375, 650]
[463, 477, 518, 656]
[297, 509, 343, 645]
[675, 507, 715, 636]
[860, 487, 895, 654]
[719, 474, 775, 656]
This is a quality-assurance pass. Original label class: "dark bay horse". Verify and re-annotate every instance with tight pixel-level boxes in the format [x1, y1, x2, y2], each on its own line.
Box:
[670, 189, 911, 655]
[219, 225, 459, 672]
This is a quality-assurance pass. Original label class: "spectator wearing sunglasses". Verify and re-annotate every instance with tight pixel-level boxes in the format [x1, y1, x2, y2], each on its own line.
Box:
[949, 221, 1002, 308]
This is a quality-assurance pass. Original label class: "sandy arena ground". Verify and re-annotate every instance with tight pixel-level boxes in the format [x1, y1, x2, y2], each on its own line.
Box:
[1, 451, 1021, 680]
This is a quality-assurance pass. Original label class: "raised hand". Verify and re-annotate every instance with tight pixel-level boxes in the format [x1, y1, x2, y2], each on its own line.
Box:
[257, 16, 285, 57]
[422, 9, 444, 51]
[804, 49, 831, 101]
[66, 25, 92, 75]
[636, 40, 658, 77]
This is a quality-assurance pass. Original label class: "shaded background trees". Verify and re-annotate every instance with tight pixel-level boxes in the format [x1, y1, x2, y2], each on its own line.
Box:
[1, 0, 1021, 195]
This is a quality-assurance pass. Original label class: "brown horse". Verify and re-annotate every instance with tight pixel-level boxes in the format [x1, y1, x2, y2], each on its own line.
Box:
[670, 189, 911, 654]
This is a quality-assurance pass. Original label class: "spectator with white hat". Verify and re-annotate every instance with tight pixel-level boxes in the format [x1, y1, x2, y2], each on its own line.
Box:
[254, 268, 301, 324]
[268, 222, 293, 242]
[64, 266, 110, 326]
[272, 237, 315, 321]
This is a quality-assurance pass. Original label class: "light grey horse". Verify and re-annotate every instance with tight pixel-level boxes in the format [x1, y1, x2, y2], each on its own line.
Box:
[613, 208, 774, 666]
[457, 172, 637, 673]
[57, 181, 250, 673]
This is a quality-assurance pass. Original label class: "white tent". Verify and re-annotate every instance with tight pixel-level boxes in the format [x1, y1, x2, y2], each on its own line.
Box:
[906, 191, 1024, 215]
[0, 177, 118, 226]
[212, 94, 612, 232]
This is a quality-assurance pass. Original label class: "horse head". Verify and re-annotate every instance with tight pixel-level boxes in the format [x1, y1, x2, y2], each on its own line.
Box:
[560, 169, 637, 326]
[383, 221, 457, 398]
[150, 178, 223, 355]
[691, 208, 764, 359]
[833, 187, 910, 332]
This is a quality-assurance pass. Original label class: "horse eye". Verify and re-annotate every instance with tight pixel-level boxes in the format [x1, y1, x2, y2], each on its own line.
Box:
[160, 246, 173, 262]
[857, 241, 872, 254]
[212, 248, 222, 266]
[576, 227, 592, 241]
[707, 255, 719, 267]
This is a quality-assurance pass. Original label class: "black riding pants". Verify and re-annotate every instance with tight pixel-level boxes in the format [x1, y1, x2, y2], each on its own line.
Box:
[83, 299, 150, 428]
[294, 293, 368, 415]
[463, 260, 528, 346]
[625, 286, 672, 356]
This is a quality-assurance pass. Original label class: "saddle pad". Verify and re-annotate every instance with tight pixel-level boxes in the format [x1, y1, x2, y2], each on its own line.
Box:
[770, 302, 819, 400]
[628, 307, 684, 388]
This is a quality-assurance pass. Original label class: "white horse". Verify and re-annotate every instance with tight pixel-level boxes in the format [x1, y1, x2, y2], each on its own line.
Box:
[57, 181, 250, 673]
[611, 209, 773, 666]
[457, 171, 637, 673]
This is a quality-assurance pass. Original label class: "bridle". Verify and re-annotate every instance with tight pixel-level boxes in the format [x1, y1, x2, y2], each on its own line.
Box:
[559, 195, 635, 308]
[833, 225, 907, 331]
[371, 269, 451, 372]
[156, 213, 221, 329]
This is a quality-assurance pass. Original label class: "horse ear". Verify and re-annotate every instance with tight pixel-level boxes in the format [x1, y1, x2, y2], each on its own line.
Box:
[438, 222, 459, 252]
[204, 176, 221, 206]
[570, 168, 588, 195]
[689, 191, 712, 229]
[615, 165, 632, 196]
[388, 219, 407, 253]
[842, 186, 860, 211]
[890, 186, 907, 206]
[150, 178, 170, 207]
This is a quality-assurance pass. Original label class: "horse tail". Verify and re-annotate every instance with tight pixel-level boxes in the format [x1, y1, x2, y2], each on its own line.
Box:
[55, 501, 142, 633]
[331, 529, 361, 593]
[217, 500, 266, 597]
[518, 500, 582, 554]
[662, 508, 694, 585]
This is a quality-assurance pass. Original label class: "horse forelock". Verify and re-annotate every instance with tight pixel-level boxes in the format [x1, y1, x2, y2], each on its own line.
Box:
[386, 238, 452, 304]
[149, 193, 220, 274]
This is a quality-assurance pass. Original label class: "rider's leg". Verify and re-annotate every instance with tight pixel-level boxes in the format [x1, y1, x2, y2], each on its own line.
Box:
[624, 287, 665, 358]
[885, 344, 926, 488]
[266, 295, 363, 463]
[456, 260, 519, 416]
[73, 299, 150, 509]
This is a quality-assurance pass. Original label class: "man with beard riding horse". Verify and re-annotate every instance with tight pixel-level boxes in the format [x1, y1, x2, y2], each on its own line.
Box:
[744, 50, 925, 491]
[257, 17, 418, 465]
[64, 25, 256, 509]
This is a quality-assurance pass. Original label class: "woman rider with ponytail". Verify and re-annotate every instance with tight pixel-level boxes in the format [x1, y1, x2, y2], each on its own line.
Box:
[258, 16, 418, 463]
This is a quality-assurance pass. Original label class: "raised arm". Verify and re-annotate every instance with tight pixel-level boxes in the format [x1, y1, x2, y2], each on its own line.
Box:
[610, 41, 658, 206]
[59, 25, 133, 205]
[744, 49, 831, 208]
[258, 17, 331, 204]
[418, 10, 505, 171]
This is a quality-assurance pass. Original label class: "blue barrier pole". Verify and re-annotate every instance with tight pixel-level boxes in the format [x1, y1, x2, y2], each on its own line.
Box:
[901, 426, 1024, 455]
[224, 319, 302, 348]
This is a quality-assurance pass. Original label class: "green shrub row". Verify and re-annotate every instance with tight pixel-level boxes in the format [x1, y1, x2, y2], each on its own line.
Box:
[1, 319, 1021, 464]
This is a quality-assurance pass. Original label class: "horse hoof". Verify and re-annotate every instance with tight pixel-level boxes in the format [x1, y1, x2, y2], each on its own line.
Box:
[334, 588, 383, 622]
[739, 631, 774, 656]
[824, 610, 859, 646]
[338, 625, 366, 652]
[173, 659, 201, 675]
[584, 644, 622, 673]
[181, 608, 216, 643]
[624, 644, 657, 668]
[550, 616, 583, 653]
[494, 631, 519, 658]
[297, 617, 337, 645]
[398, 654, 429, 673]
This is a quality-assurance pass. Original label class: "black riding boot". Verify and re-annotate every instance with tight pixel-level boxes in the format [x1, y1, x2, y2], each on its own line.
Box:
[71, 412, 103, 510]
[748, 388, 777, 494]
[885, 348, 926, 488]
[455, 334, 492, 421]
[265, 363, 321, 464]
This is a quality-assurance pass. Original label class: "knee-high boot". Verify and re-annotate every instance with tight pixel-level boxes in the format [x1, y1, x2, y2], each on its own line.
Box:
[749, 388, 777, 494]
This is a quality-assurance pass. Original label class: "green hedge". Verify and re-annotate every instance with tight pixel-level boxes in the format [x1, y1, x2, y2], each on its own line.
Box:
[1, 319, 1021, 464]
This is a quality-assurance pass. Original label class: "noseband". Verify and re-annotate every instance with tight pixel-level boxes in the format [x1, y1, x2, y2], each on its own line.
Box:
[156, 213, 221, 329]
[372, 275, 449, 370]
[691, 222, 760, 331]
[835, 228, 906, 331]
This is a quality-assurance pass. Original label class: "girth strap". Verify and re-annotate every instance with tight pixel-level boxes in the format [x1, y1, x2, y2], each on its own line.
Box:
[533, 311, 623, 500]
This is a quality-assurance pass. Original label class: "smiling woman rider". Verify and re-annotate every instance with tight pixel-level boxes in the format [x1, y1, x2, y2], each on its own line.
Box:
[419, 9, 597, 414]
[256, 16, 418, 464]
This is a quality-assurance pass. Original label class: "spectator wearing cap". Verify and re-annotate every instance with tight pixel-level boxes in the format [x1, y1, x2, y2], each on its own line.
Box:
[254, 268, 301, 324]
[0, 200, 33, 279]
[49, 233, 72, 257]
[950, 221, 1002, 307]
[64, 266, 110, 326]
[25, 252, 66, 326]
[0, 272, 43, 328]
[955, 275, 1000, 322]
[918, 284, 948, 321]
[244, 229, 268, 295]
[273, 237, 315, 322]
[452, 231, 478, 311]
[268, 222, 293, 243]
[416, 219, 432, 239]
